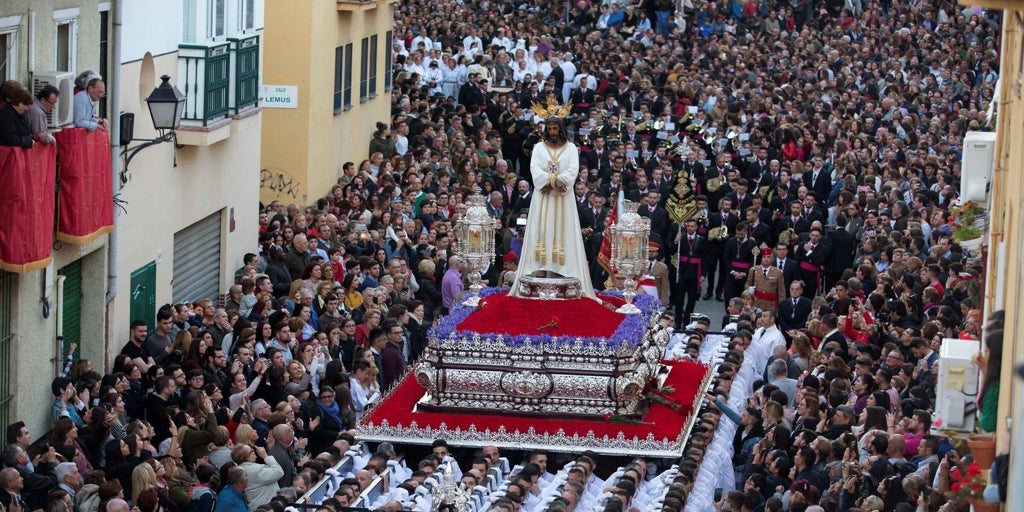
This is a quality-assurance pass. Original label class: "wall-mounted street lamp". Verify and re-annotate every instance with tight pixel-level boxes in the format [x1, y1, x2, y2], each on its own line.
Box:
[120, 75, 186, 181]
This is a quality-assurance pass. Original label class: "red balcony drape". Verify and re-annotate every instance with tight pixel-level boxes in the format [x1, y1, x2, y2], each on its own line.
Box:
[54, 128, 113, 244]
[0, 144, 57, 273]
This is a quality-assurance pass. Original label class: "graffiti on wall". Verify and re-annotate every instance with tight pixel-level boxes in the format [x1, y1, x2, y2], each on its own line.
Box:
[260, 167, 303, 201]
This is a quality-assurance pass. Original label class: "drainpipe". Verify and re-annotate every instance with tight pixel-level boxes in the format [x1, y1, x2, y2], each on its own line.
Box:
[55, 275, 66, 375]
[104, 0, 123, 370]
[106, 0, 122, 307]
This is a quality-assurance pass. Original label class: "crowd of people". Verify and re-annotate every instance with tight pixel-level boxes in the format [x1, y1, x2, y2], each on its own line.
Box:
[0, 0, 1012, 510]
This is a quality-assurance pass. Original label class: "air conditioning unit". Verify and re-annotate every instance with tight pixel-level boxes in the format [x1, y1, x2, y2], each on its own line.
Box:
[31, 71, 75, 128]
[934, 337, 980, 432]
[961, 131, 996, 203]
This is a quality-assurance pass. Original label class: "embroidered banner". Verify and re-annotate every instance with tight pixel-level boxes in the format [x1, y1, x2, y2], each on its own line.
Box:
[0, 144, 57, 272]
[55, 128, 113, 244]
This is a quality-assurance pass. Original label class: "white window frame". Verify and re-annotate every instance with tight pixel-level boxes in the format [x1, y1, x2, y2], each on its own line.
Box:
[53, 8, 79, 73]
[237, 0, 255, 32]
[208, 0, 226, 40]
[0, 23, 17, 81]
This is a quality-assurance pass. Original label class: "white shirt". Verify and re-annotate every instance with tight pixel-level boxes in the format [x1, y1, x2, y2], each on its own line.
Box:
[349, 377, 379, 418]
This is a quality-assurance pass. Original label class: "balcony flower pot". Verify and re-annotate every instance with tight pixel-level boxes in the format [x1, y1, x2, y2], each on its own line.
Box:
[967, 434, 996, 470]
[970, 498, 1000, 512]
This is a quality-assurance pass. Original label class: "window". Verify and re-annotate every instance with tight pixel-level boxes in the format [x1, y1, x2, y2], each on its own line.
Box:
[384, 30, 393, 92]
[368, 34, 378, 98]
[359, 37, 369, 103]
[183, 0, 197, 43]
[333, 46, 344, 114]
[99, 10, 109, 118]
[343, 43, 353, 109]
[55, 18, 77, 72]
[239, 0, 255, 31]
[0, 30, 15, 81]
[208, 0, 226, 39]
[0, 271, 13, 430]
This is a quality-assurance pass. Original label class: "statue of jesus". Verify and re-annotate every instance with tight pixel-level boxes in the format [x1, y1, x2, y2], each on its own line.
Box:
[510, 116, 596, 298]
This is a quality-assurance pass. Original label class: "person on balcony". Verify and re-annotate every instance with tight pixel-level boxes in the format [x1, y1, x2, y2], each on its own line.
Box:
[73, 76, 109, 132]
[0, 86, 35, 148]
[26, 85, 59, 144]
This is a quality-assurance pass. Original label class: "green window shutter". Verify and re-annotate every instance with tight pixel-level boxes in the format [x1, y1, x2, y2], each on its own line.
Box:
[130, 262, 158, 333]
[0, 271, 15, 429]
[58, 260, 82, 359]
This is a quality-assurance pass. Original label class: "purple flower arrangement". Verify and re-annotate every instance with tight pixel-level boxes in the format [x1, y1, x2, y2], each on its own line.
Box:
[428, 287, 662, 350]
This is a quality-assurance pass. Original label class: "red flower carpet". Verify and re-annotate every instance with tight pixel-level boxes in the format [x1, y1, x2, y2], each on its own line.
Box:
[457, 292, 627, 338]
[361, 359, 709, 452]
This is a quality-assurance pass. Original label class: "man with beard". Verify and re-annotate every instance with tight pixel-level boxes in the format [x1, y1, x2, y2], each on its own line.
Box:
[511, 116, 595, 299]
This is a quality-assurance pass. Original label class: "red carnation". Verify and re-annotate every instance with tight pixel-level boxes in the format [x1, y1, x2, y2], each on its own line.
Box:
[951, 482, 962, 492]
[968, 461, 981, 477]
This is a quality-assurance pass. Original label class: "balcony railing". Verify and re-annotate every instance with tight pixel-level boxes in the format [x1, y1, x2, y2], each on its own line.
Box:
[179, 41, 231, 126]
[228, 34, 260, 114]
[336, 0, 391, 11]
[0, 129, 113, 274]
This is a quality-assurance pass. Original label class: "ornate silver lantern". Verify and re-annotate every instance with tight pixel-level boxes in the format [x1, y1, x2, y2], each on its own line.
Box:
[432, 461, 472, 512]
[453, 194, 497, 307]
[610, 201, 650, 314]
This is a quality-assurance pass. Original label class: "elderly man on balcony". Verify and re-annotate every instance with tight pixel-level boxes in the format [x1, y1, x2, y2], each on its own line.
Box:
[73, 74, 109, 132]
[26, 85, 58, 144]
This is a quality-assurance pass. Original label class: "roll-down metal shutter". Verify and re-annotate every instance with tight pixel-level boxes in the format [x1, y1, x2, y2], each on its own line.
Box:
[173, 211, 222, 303]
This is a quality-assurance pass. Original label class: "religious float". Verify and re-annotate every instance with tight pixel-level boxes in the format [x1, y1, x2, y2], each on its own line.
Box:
[357, 196, 714, 458]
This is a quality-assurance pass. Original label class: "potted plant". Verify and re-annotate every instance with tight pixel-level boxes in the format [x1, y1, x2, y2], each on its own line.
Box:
[946, 460, 998, 512]
[950, 200, 985, 253]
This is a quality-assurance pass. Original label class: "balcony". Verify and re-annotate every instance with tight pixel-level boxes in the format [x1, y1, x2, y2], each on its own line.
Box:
[0, 129, 112, 273]
[336, 0, 396, 11]
[177, 35, 262, 146]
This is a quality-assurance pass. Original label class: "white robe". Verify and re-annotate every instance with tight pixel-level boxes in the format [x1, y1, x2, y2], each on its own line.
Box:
[511, 141, 595, 298]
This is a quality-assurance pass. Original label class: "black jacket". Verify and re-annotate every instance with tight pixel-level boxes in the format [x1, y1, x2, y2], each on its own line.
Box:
[0, 103, 34, 148]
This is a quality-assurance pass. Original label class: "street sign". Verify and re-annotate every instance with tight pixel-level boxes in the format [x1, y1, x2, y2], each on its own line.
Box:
[261, 85, 298, 108]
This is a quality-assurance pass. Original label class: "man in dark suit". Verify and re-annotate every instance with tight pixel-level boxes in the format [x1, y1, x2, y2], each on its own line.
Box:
[580, 135, 609, 171]
[801, 192, 827, 225]
[768, 181, 794, 219]
[619, 88, 643, 113]
[801, 155, 832, 199]
[645, 145, 672, 175]
[638, 190, 670, 244]
[795, 227, 826, 296]
[745, 206, 772, 246]
[722, 222, 758, 303]
[821, 216, 857, 292]
[673, 218, 705, 326]
[704, 197, 738, 300]
[778, 281, 813, 333]
[820, 314, 849, 359]
[773, 242, 801, 291]
[519, 80, 543, 108]
[569, 76, 596, 115]
[512, 179, 532, 214]
[774, 200, 811, 237]
[701, 155, 731, 212]
[597, 169, 623, 199]
[459, 73, 485, 108]
[725, 178, 754, 212]
[548, 63, 565, 102]
[744, 147, 772, 182]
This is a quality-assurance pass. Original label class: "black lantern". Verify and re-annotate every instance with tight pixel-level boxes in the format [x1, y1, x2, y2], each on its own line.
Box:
[145, 75, 186, 131]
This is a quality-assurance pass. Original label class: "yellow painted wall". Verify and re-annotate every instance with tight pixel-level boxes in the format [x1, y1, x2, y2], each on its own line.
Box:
[261, 0, 394, 207]
[975, 6, 1024, 476]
